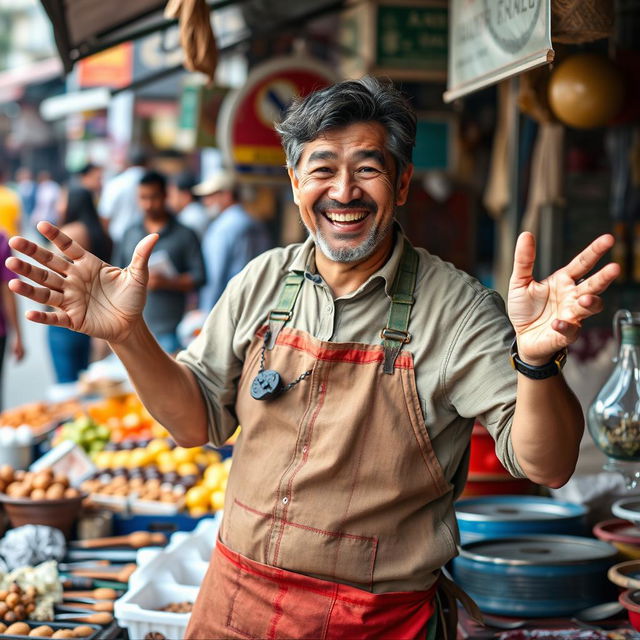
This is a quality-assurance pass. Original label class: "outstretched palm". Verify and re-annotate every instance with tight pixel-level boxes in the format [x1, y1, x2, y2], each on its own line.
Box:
[508, 232, 620, 364]
[7, 222, 158, 343]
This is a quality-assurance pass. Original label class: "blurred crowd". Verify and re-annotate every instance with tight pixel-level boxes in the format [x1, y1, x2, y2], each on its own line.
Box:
[0, 154, 273, 390]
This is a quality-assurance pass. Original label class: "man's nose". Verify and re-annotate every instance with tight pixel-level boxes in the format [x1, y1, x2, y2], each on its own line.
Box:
[328, 170, 362, 203]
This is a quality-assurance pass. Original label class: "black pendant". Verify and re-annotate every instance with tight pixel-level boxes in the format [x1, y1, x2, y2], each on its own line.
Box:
[251, 369, 285, 401]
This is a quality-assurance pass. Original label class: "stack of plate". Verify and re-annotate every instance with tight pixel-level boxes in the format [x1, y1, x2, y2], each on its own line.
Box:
[455, 495, 587, 544]
[452, 535, 618, 617]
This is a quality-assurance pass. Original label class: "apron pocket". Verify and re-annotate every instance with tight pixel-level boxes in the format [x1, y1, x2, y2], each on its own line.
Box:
[274, 520, 378, 591]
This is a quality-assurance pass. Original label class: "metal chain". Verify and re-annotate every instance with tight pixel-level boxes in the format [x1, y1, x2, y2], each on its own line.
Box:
[259, 330, 312, 394]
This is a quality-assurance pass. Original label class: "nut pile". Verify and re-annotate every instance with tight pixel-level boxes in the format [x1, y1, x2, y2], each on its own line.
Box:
[0, 584, 36, 622]
[157, 601, 193, 613]
[0, 467, 80, 501]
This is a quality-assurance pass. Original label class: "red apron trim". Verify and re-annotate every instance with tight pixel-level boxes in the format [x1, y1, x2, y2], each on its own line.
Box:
[256, 325, 415, 369]
[217, 539, 436, 607]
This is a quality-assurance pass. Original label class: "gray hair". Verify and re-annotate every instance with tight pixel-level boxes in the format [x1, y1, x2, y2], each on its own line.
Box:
[275, 76, 416, 178]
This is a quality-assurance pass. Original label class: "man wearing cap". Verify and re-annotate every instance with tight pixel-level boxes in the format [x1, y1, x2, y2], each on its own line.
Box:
[168, 172, 210, 240]
[194, 170, 271, 312]
[6, 78, 620, 638]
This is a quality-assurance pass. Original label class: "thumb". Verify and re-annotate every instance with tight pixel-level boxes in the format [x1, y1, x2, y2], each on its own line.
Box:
[510, 232, 536, 287]
[127, 234, 159, 283]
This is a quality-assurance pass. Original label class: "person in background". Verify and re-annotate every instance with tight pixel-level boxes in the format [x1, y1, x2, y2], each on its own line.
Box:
[194, 170, 271, 312]
[167, 172, 209, 239]
[0, 232, 24, 408]
[0, 170, 21, 238]
[113, 171, 205, 354]
[47, 187, 113, 383]
[76, 163, 103, 203]
[98, 151, 146, 243]
[14, 168, 36, 227]
[31, 171, 61, 228]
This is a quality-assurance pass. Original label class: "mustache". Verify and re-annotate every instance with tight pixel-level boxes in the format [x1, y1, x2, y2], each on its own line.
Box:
[313, 198, 377, 215]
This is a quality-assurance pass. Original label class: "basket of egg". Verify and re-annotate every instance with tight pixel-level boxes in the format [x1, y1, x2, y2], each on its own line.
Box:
[0, 465, 85, 537]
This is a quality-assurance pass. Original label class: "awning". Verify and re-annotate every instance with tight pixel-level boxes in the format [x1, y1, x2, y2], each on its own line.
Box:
[40, 0, 169, 73]
[0, 57, 64, 104]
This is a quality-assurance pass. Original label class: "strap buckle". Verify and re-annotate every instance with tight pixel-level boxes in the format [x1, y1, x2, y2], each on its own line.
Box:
[380, 327, 412, 344]
[269, 310, 292, 322]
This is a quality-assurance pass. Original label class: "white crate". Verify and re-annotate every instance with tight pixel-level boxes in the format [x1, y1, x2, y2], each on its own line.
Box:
[114, 581, 198, 640]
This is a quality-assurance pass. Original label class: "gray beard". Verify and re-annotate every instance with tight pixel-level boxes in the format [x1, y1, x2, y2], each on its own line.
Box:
[309, 217, 393, 264]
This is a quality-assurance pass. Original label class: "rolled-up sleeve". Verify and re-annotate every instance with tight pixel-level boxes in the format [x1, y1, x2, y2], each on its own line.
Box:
[442, 291, 526, 478]
[176, 277, 243, 446]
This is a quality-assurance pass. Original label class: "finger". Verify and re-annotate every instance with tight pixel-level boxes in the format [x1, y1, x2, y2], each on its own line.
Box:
[576, 262, 621, 296]
[577, 294, 604, 316]
[9, 278, 64, 308]
[25, 308, 72, 328]
[6, 257, 66, 291]
[9, 236, 72, 276]
[36, 221, 85, 261]
[551, 318, 581, 343]
[510, 232, 536, 286]
[128, 234, 159, 283]
[565, 234, 615, 281]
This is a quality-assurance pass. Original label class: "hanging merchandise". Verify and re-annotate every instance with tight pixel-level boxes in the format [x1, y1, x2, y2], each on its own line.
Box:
[548, 53, 626, 129]
[551, 0, 613, 44]
[588, 310, 640, 488]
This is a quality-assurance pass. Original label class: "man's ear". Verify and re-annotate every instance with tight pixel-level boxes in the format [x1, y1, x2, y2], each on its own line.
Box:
[395, 164, 414, 206]
[287, 167, 300, 206]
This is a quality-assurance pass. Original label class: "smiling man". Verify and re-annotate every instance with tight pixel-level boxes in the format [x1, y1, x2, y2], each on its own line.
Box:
[5, 77, 619, 639]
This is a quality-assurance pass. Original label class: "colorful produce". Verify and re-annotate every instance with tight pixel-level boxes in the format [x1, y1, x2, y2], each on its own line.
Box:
[54, 417, 111, 457]
[0, 583, 37, 622]
[0, 402, 82, 435]
[0, 467, 79, 501]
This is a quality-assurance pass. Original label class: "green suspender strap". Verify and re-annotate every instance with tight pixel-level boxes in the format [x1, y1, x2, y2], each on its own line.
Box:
[381, 242, 419, 374]
[266, 272, 305, 349]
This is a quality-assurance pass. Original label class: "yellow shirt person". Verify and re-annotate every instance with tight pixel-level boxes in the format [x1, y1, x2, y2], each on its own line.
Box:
[0, 185, 21, 238]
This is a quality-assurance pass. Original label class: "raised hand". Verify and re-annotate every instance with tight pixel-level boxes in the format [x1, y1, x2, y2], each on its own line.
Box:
[508, 232, 620, 365]
[7, 222, 158, 343]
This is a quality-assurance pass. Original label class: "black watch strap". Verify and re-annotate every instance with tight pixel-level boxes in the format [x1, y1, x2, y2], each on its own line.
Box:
[509, 339, 567, 380]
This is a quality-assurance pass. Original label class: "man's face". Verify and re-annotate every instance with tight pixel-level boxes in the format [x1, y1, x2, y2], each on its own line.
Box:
[289, 121, 412, 264]
[202, 191, 229, 217]
[167, 184, 190, 213]
[138, 183, 166, 219]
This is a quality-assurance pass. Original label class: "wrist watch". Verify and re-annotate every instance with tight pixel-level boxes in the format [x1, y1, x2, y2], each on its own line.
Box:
[509, 338, 568, 380]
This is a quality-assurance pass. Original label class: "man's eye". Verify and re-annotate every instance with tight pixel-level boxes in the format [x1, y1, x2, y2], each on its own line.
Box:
[357, 167, 380, 174]
[312, 167, 331, 173]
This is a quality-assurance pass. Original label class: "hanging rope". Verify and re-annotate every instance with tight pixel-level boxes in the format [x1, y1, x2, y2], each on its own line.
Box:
[165, 0, 218, 83]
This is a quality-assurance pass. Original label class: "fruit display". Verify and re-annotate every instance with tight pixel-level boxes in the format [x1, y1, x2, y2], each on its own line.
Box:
[0, 623, 94, 637]
[0, 467, 80, 501]
[0, 402, 82, 437]
[81, 441, 231, 516]
[53, 417, 111, 458]
[85, 395, 169, 444]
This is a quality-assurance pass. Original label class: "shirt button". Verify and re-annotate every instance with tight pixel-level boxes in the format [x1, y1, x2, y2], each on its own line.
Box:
[326, 305, 332, 313]
[302, 446, 308, 454]
[282, 497, 289, 505]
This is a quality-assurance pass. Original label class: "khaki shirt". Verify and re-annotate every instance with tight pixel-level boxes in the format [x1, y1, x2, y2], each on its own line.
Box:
[178, 229, 525, 503]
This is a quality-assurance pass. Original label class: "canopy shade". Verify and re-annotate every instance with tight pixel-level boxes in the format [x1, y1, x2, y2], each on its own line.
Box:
[40, 0, 171, 73]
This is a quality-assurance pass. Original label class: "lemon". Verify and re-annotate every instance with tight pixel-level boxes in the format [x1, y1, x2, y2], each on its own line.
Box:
[147, 438, 171, 455]
[203, 464, 225, 488]
[172, 447, 198, 465]
[185, 485, 211, 510]
[177, 462, 200, 477]
[210, 490, 226, 511]
[94, 451, 114, 469]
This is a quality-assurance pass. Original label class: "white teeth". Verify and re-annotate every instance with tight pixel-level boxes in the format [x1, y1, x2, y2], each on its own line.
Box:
[325, 212, 367, 223]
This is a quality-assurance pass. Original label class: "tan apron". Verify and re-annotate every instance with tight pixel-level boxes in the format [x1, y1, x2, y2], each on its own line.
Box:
[186, 243, 469, 638]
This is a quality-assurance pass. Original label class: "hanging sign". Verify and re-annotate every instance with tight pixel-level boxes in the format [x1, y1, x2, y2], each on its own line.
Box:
[218, 57, 337, 175]
[444, 0, 553, 103]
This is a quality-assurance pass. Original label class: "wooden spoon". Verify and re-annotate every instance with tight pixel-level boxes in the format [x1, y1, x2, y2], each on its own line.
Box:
[59, 600, 114, 612]
[74, 531, 167, 549]
[71, 563, 137, 582]
[55, 612, 113, 624]
[62, 588, 119, 600]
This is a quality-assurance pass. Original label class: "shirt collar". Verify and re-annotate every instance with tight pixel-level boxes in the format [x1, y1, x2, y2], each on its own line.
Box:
[288, 222, 408, 300]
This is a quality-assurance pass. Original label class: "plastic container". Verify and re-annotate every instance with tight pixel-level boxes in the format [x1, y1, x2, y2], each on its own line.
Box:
[114, 580, 198, 640]
[619, 589, 640, 631]
[593, 518, 640, 560]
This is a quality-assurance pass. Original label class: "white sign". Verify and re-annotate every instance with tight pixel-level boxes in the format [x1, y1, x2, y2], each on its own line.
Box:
[444, 0, 553, 103]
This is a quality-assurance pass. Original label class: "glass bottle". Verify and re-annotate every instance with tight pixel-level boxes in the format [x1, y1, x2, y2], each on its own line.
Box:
[587, 310, 640, 488]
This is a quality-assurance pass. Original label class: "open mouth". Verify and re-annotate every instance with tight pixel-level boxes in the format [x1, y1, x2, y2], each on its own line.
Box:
[323, 210, 370, 225]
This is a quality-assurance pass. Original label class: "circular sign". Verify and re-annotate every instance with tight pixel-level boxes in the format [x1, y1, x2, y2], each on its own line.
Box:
[218, 57, 337, 175]
[483, 0, 541, 54]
